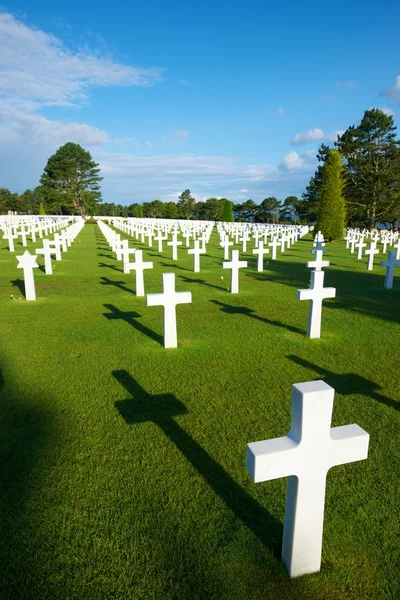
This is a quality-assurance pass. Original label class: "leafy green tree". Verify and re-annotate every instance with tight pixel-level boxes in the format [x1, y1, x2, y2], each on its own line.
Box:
[235, 199, 257, 221]
[316, 150, 346, 241]
[39, 202, 46, 215]
[163, 202, 178, 219]
[177, 189, 196, 219]
[136, 205, 144, 218]
[222, 199, 234, 222]
[280, 196, 300, 223]
[40, 142, 102, 216]
[257, 197, 281, 223]
[335, 109, 400, 229]
[144, 199, 164, 218]
[201, 198, 225, 221]
[0, 188, 20, 213]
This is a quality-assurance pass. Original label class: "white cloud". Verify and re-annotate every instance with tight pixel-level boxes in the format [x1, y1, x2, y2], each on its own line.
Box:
[240, 189, 248, 192]
[381, 76, 400, 103]
[279, 150, 317, 171]
[0, 12, 162, 108]
[291, 128, 344, 145]
[291, 128, 324, 145]
[0, 100, 109, 146]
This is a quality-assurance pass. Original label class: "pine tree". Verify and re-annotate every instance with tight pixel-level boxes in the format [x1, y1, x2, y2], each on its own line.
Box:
[136, 204, 144, 218]
[316, 150, 346, 241]
[222, 199, 234, 222]
[39, 202, 46, 215]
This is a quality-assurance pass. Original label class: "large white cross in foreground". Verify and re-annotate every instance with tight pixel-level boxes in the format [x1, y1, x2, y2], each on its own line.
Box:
[247, 380, 369, 577]
[16, 250, 39, 301]
[147, 273, 192, 348]
[223, 250, 247, 293]
[297, 271, 336, 338]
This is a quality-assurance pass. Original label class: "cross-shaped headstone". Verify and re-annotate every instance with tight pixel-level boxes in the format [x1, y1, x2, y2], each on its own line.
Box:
[120, 241, 136, 273]
[154, 231, 166, 253]
[355, 237, 366, 260]
[221, 236, 234, 260]
[125, 250, 153, 297]
[167, 235, 182, 261]
[247, 380, 369, 577]
[223, 250, 247, 294]
[307, 249, 329, 271]
[365, 242, 379, 271]
[252, 242, 270, 272]
[394, 238, 400, 260]
[3, 230, 18, 252]
[16, 250, 39, 301]
[297, 271, 336, 338]
[35, 239, 57, 274]
[380, 250, 400, 289]
[188, 241, 205, 273]
[146, 273, 192, 348]
[268, 237, 280, 260]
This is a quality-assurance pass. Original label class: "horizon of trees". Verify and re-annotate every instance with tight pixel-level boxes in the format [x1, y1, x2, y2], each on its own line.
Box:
[0, 187, 304, 223]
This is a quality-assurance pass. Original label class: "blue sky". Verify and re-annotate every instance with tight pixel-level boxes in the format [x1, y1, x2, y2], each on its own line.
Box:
[1, 2, 399, 205]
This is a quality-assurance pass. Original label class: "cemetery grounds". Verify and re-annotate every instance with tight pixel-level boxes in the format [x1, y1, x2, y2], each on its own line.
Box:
[0, 222, 399, 600]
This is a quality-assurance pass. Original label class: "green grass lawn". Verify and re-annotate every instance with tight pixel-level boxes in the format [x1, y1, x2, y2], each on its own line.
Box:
[0, 223, 399, 600]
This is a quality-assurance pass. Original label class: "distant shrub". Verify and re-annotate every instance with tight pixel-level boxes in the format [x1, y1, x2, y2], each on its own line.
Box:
[85, 217, 97, 224]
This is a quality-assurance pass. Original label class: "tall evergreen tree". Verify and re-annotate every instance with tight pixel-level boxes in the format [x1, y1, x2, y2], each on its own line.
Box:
[136, 204, 144, 218]
[222, 199, 234, 222]
[177, 189, 196, 219]
[316, 150, 346, 241]
[40, 142, 102, 216]
[39, 202, 46, 215]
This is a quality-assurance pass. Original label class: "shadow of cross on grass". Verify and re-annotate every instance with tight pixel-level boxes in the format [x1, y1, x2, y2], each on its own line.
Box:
[211, 300, 304, 336]
[113, 369, 284, 561]
[100, 276, 134, 295]
[287, 355, 399, 412]
[103, 304, 163, 346]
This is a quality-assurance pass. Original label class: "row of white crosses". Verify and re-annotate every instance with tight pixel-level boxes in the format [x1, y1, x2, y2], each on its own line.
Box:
[15, 218, 85, 300]
[297, 232, 336, 338]
[97, 220, 192, 348]
[346, 227, 400, 286]
[1, 216, 75, 253]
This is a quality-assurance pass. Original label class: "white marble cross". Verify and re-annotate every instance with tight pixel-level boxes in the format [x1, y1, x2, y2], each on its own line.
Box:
[307, 249, 329, 272]
[35, 239, 56, 274]
[395, 238, 400, 260]
[4, 230, 18, 252]
[154, 231, 165, 253]
[50, 234, 63, 260]
[355, 237, 366, 260]
[167, 235, 182, 261]
[188, 240, 205, 273]
[221, 236, 234, 260]
[268, 237, 280, 260]
[247, 380, 369, 578]
[146, 273, 192, 348]
[17, 250, 39, 301]
[126, 250, 153, 296]
[252, 242, 270, 272]
[365, 242, 379, 271]
[223, 250, 247, 293]
[120, 241, 136, 273]
[297, 271, 336, 338]
[380, 250, 400, 289]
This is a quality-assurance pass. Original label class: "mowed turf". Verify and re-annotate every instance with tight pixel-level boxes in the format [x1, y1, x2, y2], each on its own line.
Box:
[0, 222, 399, 600]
